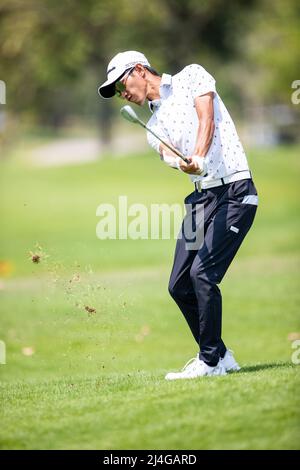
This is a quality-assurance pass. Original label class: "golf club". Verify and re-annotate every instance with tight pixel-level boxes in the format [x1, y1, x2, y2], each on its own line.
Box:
[120, 105, 189, 163]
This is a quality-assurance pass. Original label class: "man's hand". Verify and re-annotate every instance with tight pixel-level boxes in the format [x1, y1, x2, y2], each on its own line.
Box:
[178, 155, 206, 175]
[159, 144, 206, 175]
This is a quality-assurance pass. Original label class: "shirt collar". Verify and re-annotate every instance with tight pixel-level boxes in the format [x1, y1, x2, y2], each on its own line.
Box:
[148, 73, 172, 113]
[160, 73, 172, 88]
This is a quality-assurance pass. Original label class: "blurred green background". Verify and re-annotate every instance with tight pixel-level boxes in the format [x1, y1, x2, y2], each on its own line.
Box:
[0, 0, 300, 450]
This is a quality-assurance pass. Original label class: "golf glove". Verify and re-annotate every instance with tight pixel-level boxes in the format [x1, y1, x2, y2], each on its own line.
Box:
[161, 150, 207, 175]
[190, 155, 207, 176]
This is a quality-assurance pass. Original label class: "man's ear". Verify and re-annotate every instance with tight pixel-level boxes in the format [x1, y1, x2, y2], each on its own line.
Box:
[135, 64, 146, 77]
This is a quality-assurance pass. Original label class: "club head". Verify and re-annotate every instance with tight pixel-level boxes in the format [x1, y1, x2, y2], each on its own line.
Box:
[120, 105, 140, 124]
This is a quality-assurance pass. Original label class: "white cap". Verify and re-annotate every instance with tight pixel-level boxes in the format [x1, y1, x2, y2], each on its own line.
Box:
[98, 51, 151, 99]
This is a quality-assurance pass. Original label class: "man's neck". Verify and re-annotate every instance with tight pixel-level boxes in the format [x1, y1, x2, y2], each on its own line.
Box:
[146, 74, 162, 101]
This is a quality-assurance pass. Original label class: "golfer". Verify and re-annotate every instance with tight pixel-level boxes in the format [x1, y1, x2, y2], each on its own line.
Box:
[98, 51, 258, 379]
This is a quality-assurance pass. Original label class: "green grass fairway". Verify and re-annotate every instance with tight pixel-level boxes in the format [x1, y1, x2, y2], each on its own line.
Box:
[0, 143, 300, 449]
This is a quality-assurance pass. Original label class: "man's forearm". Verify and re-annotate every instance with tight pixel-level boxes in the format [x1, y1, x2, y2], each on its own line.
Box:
[194, 118, 215, 157]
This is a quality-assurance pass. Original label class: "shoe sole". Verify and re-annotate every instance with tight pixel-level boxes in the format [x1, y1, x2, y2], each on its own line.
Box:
[165, 369, 227, 380]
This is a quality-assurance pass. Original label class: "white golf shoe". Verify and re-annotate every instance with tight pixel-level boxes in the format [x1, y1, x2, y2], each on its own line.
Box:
[220, 350, 241, 372]
[165, 356, 226, 381]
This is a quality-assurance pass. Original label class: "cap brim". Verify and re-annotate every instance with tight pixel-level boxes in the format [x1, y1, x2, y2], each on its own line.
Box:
[98, 70, 127, 99]
[98, 82, 116, 99]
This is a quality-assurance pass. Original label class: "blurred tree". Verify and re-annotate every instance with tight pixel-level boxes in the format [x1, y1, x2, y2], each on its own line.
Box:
[0, 0, 298, 144]
[241, 0, 300, 103]
[0, 0, 117, 142]
[229, 0, 300, 142]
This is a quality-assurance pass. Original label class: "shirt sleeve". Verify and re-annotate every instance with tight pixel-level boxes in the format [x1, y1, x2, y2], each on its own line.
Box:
[187, 64, 216, 99]
[161, 152, 181, 170]
[146, 118, 181, 170]
[147, 132, 179, 170]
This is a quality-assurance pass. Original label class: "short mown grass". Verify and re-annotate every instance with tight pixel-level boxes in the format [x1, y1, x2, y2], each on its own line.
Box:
[0, 142, 299, 449]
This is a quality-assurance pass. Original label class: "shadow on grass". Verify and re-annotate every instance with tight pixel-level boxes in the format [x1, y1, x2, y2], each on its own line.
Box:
[240, 361, 295, 374]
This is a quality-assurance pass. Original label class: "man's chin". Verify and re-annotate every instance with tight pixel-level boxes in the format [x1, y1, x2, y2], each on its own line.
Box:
[136, 97, 146, 106]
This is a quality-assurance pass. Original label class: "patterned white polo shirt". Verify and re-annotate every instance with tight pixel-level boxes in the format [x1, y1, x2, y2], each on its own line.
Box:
[146, 64, 250, 184]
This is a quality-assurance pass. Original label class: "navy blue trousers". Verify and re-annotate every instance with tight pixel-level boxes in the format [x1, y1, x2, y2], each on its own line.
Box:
[168, 178, 258, 366]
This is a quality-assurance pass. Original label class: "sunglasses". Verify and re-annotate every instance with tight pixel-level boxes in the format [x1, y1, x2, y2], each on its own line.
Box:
[115, 67, 135, 98]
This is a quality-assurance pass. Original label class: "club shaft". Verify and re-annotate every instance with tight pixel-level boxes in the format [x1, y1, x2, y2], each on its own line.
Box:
[137, 119, 189, 163]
